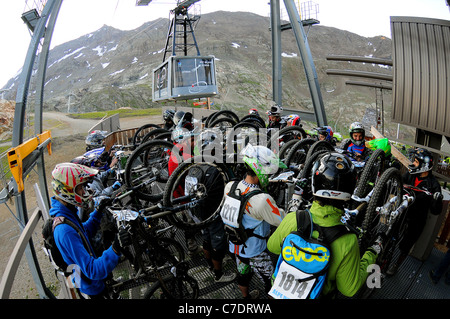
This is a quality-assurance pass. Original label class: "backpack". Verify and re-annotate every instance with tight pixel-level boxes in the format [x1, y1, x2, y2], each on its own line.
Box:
[269, 210, 348, 299]
[42, 216, 93, 276]
[219, 181, 266, 246]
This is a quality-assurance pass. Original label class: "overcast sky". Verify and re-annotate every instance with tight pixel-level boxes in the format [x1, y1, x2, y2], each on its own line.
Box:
[0, 0, 448, 89]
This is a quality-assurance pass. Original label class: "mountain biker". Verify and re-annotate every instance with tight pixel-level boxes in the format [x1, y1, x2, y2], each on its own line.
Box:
[266, 102, 285, 129]
[221, 144, 286, 299]
[49, 162, 130, 299]
[162, 109, 176, 130]
[387, 148, 443, 276]
[85, 130, 108, 151]
[267, 152, 382, 298]
[347, 122, 368, 161]
[315, 126, 336, 146]
[168, 112, 201, 174]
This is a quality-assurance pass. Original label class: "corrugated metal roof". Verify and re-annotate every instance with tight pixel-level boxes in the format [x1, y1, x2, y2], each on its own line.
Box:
[391, 16, 450, 137]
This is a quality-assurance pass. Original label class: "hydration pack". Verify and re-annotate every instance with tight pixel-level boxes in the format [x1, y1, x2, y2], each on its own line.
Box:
[42, 216, 93, 276]
[220, 181, 266, 246]
[269, 210, 348, 299]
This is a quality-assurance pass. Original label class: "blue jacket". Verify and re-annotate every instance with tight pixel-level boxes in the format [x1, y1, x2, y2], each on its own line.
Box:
[49, 197, 120, 296]
[347, 142, 365, 155]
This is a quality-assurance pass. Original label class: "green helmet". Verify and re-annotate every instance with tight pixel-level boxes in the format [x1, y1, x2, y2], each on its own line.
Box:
[240, 144, 287, 189]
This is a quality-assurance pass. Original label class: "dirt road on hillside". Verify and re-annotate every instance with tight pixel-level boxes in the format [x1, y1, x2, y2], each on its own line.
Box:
[43, 111, 161, 137]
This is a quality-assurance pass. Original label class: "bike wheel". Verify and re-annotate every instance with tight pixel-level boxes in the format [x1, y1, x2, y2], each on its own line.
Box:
[124, 140, 181, 202]
[163, 156, 232, 230]
[377, 216, 408, 274]
[227, 122, 266, 153]
[278, 139, 299, 161]
[143, 273, 199, 299]
[132, 124, 160, 148]
[205, 110, 240, 128]
[361, 167, 403, 252]
[299, 149, 330, 179]
[141, 128, 170, 144]
[208, 117, 237, 135]
[354, 148, 386, 200]
[284, 138, 316, 170]
[304, 140, 335, 163]
[268, 126, 307, 152]
[240, 114, 266, 128]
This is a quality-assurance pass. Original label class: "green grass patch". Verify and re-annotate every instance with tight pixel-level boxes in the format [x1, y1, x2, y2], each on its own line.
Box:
[67, 108, 162, 120]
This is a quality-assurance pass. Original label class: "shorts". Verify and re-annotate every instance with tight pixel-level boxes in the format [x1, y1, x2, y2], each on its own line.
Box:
[201, 217, 228, 252]
[235, 250, 274, 280]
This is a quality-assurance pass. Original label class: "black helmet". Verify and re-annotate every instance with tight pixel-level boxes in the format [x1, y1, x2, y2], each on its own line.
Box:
[163, 109, 175, 121]
[408, 148, 433, 174]
[173, 111, 194, 131]
[311, 152, 357, 201]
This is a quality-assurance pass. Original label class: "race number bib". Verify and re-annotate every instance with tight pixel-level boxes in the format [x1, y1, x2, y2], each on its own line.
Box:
[269, 261, 315, 299]
[184, 176, 198, 196]
[220, 195, 241, 228]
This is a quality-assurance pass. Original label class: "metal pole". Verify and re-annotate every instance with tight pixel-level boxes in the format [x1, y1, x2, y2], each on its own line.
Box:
[34, 0, 63, 212]
[270, 0, 282, 105]
[11, 0, 63, 299]
[283, 0, 327, 126]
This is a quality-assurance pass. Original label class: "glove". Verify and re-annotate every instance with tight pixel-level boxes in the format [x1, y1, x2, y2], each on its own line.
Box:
[111, 181, 121, 190]
[294, 178, 308, 195]
[94, 195, 112, 213]
[368, 235, 383, 255]
[112, 228, 132, 254]
[433, 192, 443, 201]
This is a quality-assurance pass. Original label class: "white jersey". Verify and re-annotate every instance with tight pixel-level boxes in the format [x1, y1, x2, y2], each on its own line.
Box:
[223, 180, 285, 258]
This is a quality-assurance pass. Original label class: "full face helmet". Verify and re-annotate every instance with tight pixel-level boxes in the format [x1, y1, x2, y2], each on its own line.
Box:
[51, 163, 98, 208]
[240, 144, 287, 190]
[349, 122, 365, 146]
[311, 152, 357, 201]
[85, 130, 107, 150]
[266, 103, 283, 117]
[173, 111, 194, 131]
[316, 126, 334, 142]
[249, 108, 259, 116]
[163, 109, 175, 122]
[408, 148, 434, 174]
[286, 114, 301, 126]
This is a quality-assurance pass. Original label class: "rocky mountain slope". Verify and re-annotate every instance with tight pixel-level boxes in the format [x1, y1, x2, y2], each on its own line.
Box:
[2, 11, 404, 137]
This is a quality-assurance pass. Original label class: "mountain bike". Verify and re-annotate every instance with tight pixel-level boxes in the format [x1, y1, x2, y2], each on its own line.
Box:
[124, 139, 182, 202]
[104, 205, 198, 299]
[162, 155, 237, 230]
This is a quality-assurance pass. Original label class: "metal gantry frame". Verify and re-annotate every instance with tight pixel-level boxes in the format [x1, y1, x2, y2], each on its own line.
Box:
[271, 0, 327, 126]
[4, 0, 329, 298]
